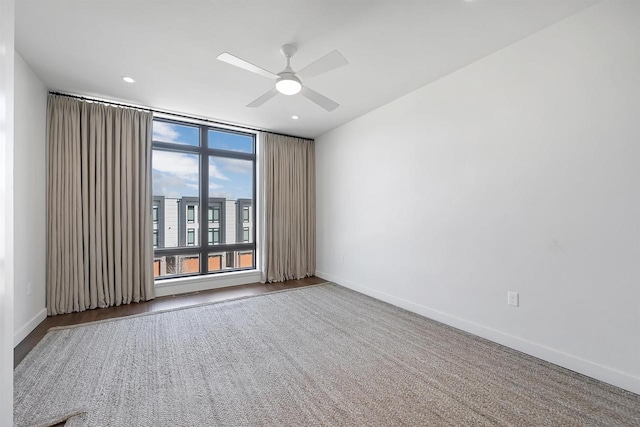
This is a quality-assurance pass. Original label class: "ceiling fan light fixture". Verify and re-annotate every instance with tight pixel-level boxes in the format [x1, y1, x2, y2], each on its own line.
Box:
[276, 75, 302, 95]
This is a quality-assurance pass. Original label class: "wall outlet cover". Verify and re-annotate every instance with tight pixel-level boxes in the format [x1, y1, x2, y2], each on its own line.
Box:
[507, 291, 519, 307]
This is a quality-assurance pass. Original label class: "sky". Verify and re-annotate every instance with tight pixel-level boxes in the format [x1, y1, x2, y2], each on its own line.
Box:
[152, 121, 253, 200]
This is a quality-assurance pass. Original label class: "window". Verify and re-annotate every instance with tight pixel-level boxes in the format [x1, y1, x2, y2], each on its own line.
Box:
[187, 205, 195, 223]
[236, 199, 252, 243]
[208, 228, 220, 245]
[152, 118, 256, 279]
[154, 260, 161, 277]
[153, 230, 158, 248]
[238, 251, 253, 268]
[208, 254, 222, 272]
[208, 206, 220, 222]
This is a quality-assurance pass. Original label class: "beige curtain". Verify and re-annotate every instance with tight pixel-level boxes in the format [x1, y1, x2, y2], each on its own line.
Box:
[261, 132, 315, 283]
[47, 95, 155, 315]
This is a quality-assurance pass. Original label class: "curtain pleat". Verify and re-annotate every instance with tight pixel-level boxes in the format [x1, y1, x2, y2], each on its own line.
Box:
[261, 132, 315, 283]
[46, 95, 155, 315]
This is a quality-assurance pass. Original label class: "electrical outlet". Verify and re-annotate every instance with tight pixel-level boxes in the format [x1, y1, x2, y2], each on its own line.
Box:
[507, 291, 519, 307]
[27, 282, 33, 296]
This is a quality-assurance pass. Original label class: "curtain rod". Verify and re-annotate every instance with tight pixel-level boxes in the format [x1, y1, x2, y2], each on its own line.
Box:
[48, 91, 313, 141]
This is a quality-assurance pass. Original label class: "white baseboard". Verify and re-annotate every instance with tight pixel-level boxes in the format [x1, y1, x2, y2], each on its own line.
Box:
[315, 270, 640, 395]
[154, 271, 263, 297]
[14, 308, 47, 347]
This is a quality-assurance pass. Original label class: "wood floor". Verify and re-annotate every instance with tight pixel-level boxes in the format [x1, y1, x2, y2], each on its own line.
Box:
[14, 276, 327, 368]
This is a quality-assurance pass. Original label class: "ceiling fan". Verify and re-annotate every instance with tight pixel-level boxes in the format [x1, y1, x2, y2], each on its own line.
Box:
[216, 44, 348, 112]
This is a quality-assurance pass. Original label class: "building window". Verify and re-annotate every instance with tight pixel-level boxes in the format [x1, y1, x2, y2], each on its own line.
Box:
[187, 205, 195, 223]
[208, 254, 222, 272]
[153, 230, 158, 248]
[208, 228, 220, 245]
[152, 118, 256, 279]
[154, 260, 161, 277]
[238, 251, 253, 268]
[208, 206, 221, 222]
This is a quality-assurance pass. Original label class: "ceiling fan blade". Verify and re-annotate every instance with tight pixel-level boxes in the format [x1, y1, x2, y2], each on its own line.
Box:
[301, 86, 339, 112]
[247, 88, 279, 108]
[296, 50, 348, 81]
[217, 52, 278, 80]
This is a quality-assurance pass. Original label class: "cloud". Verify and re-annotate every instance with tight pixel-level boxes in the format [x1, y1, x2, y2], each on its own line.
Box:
[152, 171, 198, 199]
[153, 150, 199, 177]
[217, 157, 253, 174]
[209, 182, 239, 199]
[153, 121, 182, 144]
[153, 151, 231, 182]
[209, 188, 240, 200]
[209, 161, 230, 181]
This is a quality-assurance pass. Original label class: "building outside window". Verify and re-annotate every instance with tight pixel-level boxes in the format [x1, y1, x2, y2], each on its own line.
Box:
[208, 228, 220, 245]
[187, 205, 195, 223]
[151, 118, 256, 279]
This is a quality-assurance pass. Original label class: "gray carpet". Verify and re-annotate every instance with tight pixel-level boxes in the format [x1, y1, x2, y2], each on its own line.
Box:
[14, 283, 640, 426]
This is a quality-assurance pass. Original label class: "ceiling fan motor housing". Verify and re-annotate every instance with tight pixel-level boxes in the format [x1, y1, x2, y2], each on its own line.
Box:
[276, 72, 302, 95]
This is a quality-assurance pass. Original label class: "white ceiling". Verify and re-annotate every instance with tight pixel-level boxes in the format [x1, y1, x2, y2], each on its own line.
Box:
[16, 0, 595, 139]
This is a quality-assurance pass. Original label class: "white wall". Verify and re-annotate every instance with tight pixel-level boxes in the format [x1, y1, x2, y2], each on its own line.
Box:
[316, 0, 640, 394]
[0, 0, 15, 423]
[13, 52, 47, 346]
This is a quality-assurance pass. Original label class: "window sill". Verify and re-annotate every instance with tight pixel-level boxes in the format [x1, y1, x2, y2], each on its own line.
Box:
[154, 269, 262, 297]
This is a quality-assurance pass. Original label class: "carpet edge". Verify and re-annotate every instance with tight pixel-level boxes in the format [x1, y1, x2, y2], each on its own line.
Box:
[45, 282, 333, 333]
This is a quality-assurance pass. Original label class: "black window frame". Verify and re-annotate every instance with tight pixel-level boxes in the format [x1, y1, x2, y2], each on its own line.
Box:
[152, 117, 257, 279]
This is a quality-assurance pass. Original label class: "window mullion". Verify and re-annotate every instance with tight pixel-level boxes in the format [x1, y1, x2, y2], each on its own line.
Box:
[200, 125, 209, 275]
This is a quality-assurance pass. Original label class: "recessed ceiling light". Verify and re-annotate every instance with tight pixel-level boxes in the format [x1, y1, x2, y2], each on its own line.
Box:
[291, 115, 299, 120]
[122, 76, 135, 83]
